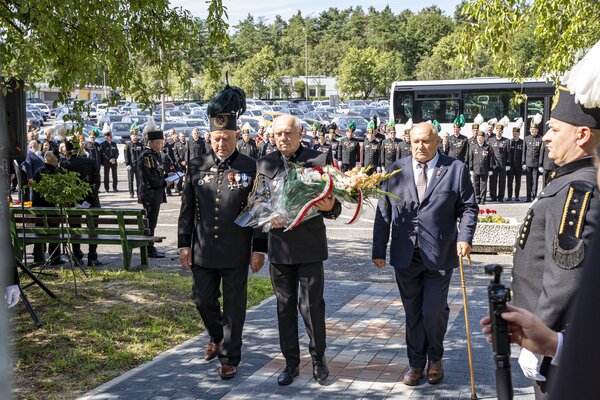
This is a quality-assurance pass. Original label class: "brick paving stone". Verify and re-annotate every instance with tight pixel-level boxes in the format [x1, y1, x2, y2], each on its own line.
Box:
[80, 270, 535, 400]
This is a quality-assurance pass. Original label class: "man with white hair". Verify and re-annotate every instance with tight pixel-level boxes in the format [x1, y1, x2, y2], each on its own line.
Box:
[252, 114, 341, 386]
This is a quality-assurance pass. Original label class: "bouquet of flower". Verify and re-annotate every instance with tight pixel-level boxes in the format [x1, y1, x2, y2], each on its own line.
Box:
[235, 162, 400, 232]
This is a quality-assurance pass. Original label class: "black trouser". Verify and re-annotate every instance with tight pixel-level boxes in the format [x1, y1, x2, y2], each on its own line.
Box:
[507, 167, 522, 199]
[127, 167, 140, 196]
[191, 266, 248, 366]
[473, 174, 488, 203]
[489, 168, 506, 201]
[71, 198, 100, 261]
[525, 167, 541, 201]
[143, 199, 161, 248]
[270, 261, 326, 368]
[33, 217, 60, 262]
[103, 162, 118, 191]
[393, 249, 453, 368]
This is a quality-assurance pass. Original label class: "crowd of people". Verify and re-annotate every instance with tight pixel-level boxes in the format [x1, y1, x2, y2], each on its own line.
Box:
[5, 39, 600, 400]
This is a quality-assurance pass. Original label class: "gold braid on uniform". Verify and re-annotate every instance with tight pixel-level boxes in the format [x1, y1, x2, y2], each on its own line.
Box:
[552, 181, 595, 269]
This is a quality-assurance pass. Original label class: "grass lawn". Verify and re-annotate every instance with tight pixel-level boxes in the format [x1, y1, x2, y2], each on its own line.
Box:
[9, 269, 273, 400]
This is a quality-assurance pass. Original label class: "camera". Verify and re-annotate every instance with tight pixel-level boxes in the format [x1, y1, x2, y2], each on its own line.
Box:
[485, 264, 513, 400]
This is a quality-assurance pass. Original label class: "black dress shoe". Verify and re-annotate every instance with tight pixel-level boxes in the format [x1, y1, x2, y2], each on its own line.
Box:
[148, 248, 166, 258]
[313, 359, 329, 383]
[278, 366, 299, 386]
[87, 259, 104, 267]
[130, 193, 135, 198]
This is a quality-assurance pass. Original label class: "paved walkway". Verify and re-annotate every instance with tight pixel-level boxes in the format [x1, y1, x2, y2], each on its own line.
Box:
[80, 265, 535, 400]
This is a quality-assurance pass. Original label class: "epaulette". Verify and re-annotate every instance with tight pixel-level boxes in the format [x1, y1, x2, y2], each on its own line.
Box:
[552, 181, 595, 269]
[145, 154, 155, 169]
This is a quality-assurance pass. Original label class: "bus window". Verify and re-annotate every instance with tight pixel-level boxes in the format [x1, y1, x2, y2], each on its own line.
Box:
[392, 91, 413, 123]
[414, 99, 459, 123]
[463, 90, 522, 122]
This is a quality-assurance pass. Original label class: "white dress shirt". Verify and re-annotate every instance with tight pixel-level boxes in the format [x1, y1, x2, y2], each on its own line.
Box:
[411, 152, 439, 191]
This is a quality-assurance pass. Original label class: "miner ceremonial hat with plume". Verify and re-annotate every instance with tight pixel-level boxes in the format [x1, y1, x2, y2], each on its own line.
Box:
[207, 78, 247, 132]
[472, 114, 484, 131]
[144, 117, 163, 141]
[552, 40, 600, 128]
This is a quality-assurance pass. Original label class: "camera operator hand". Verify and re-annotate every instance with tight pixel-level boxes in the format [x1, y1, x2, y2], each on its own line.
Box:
[480, 304, 559, 358]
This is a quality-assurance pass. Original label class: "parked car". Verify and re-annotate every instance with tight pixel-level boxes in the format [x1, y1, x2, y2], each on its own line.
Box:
[26, 111, 41, 129]
[303, 111, 334, 127]
[165, 110, 186, 122]
[110, 121, 132, 142]
[331, 115, 369, 140]
[29, 102, 51, 119]
[359, 107, 389, 122]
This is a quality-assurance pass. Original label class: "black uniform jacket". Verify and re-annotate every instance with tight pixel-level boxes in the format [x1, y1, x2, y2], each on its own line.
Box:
[137, 148, 167, 205]
[178, 150, 257, 269]
[253, 146, 341, 265]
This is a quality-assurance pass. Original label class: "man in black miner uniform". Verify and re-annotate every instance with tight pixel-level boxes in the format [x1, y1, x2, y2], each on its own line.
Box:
[438, 132, 450, 155]
[178, 84, 264, 380]
[85, 129, 102, 166]
[185, 128, 206, 164]
[236, 128, 258, 159]
[62, 141, 103, 266]
[174, 132, 187, 192]
[446, 117, 468, 162]
[469, 131, 493, 204]
[313, 133, 333, 164]
[252, 115, 341, 386]
[361, 129, 381, 172]
[398, 122, 413, 159]
[485, 118, 497, 141]
[539, 140, 558, 187]
[327, 132, 339, 161]
[467, 115, 484, 169]
[138, 122, 174, 258]
[125, 128, 145, 199]
[100, 125, 119, 192]
[337, 124, 360, 171]
[511, 82, 600, 398]
[522, 114, 544, 201]
[259, 133, 278, 158]
[508, 126, 524, 201]
[162, 131, 178, 196]
[487, 121, 511, 201]
[204, 131, 212, 153]
[381, 124, 400, 168]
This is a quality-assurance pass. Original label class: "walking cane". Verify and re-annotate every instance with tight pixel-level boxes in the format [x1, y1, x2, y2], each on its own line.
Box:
[459, 254, 477, 399]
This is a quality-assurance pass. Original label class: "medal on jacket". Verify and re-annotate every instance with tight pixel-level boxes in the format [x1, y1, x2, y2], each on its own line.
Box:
[199, 174, 212, 186]
[241, 173, 249, 187]
[227, 172, 236, 190]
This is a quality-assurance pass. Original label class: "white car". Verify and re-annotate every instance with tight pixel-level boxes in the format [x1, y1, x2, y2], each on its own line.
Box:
[30, 102, 51, 119]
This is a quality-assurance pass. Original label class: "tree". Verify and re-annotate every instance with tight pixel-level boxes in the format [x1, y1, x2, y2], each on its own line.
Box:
[400, 7, 455, 78]
[458, 0, 600, 80]
[337, 47, 404, 99]
[234, 46, 278, 98]
[0, 0, 228, 104]
[293, 80, 306, 97]
[414, 31, 496, 80]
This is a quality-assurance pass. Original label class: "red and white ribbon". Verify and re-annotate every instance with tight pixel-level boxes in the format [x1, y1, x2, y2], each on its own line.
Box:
[284, 174, 334, 232]
[346, 189, 363, 224]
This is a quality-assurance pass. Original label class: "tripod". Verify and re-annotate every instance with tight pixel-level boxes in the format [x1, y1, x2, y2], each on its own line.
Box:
[12, 159, 58, 326]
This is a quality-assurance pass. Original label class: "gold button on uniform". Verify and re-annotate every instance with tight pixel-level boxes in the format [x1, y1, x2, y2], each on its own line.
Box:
[214, 234, 219, 239]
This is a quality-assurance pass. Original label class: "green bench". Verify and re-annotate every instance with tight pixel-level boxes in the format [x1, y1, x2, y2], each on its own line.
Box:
[10, 207, 165, 270]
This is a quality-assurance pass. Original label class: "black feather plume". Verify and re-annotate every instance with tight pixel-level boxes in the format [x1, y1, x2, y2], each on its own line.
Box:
[207, 85, 246, 118]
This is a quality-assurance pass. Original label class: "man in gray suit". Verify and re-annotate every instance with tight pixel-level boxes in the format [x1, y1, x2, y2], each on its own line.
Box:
[252, 115, 341, 386]
[372, 122, 478, 386]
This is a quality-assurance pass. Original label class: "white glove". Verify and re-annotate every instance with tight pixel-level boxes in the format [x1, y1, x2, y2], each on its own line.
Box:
[6, 285, 20, 308]
[469, 171, 474, 176]
[538, 167, 544, 173]
[126, 165, 132, 171]
[506, 166, 511, 171]
[518, 348, 546, 381]
[522, 165, 527, 171]
[488, 171, 493, 176]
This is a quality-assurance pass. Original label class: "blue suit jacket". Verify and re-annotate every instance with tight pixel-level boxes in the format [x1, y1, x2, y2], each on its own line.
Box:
[372, 154, 478, 270]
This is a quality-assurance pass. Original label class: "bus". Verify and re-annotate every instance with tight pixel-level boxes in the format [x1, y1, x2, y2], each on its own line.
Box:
[389, 78, 555, 138]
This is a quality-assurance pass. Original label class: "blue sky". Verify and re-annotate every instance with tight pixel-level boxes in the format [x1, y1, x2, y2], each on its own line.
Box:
[170, 0, 462, 26]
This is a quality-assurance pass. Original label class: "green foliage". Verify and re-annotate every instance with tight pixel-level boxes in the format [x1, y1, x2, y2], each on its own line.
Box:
[293, 80, 306, 97]
[233, 46, 279, 98]
[458, 0, 600, 80]
[30, 170, 91, 208]
[415, 31, 496, 80]
[337, 48, 405, 99]
[0, 0, 228, 104]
